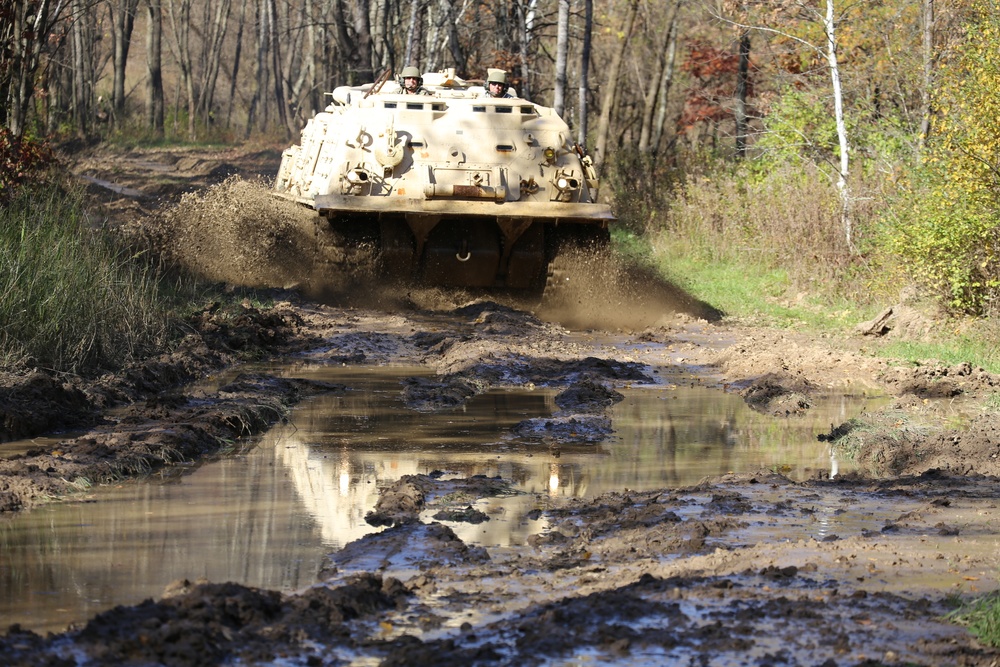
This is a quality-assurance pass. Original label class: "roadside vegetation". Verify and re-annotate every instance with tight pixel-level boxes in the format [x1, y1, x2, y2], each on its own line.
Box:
[948, 592, 1000, 648]
[602, 0, 1000, 374]
[0, 178, 174, 374]
[0, 162, 270, 378]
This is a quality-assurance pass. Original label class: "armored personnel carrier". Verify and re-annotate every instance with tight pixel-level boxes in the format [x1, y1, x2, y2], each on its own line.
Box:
[273, 68, 614, 291]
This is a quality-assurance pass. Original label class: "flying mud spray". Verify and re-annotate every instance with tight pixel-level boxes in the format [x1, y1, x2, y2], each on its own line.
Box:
[143, 177, 720, 331]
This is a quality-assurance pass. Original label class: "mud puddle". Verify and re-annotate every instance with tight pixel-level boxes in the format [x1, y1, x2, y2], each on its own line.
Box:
[1, 363, 882, 635]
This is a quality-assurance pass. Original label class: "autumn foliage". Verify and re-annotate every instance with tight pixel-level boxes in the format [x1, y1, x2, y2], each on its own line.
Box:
[0, 129, 55, 204]
[678, 40, 754, 134]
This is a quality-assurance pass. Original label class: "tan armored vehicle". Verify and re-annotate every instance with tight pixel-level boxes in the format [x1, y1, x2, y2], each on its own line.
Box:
[273, 68, 614, 290]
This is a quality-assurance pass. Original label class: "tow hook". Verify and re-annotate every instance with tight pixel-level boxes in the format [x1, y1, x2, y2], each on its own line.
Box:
[456, 240, 471, 262]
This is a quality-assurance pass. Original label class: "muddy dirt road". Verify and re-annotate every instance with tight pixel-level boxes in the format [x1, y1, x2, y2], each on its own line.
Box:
[2, 145, 1000, 666]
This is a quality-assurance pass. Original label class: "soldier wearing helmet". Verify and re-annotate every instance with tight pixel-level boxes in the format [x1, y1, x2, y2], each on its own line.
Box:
[485, 70, 513, 98]
[399, 66, 430, 95]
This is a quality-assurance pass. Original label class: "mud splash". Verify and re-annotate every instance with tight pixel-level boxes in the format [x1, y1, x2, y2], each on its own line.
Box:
[132, 177, 380, 295]
[132, 177, 720, 330]
[538, 245, 723, 330]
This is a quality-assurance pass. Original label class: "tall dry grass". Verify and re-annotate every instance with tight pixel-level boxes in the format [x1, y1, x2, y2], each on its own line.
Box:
[609, 152, 886, 307]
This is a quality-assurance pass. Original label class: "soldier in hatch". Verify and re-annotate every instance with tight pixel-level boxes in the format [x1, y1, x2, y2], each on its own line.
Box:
[400, 67, 431, 95]
[484, 70, 514, 98]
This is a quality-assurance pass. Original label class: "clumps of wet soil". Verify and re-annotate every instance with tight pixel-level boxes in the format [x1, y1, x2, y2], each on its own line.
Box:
[510, 378, 624, 446]
[322, 522, 491, 580]
[0, 299, 306, 443]
[0, 299, 337, 512]
[0, 373, 342, 512]
[330, 473, 509, 576]
[400, 375, 488, 411]
[364, 473, 513, 528]
[511, 413, 614, 445]
[739, 373, 814, 416]
[880, 360, 1000, 398]
[0, 371, 94, 441]
[448, 354, 653, 390]
[6, 470, 1000, 666]
[534, 488, 745, 561]
[823, 406, 1000, 478]
[554, 377, 625, 412]
[1, 574, 408, 667]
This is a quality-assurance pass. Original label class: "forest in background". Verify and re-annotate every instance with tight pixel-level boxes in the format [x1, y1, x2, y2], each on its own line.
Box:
[3, 0, 1000, 317]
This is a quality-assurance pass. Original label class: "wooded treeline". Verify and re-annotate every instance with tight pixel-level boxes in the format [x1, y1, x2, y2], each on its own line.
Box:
[2, 0, 936, 160]
[4, 0, 1000, 313]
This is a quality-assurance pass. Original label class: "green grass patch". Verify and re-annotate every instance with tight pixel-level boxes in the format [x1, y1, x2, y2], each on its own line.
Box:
[627, 229, 880, 330]
[946, 591, 1000, 647]
[0, 182, 174, 374]
[880, 336, 1000, 375]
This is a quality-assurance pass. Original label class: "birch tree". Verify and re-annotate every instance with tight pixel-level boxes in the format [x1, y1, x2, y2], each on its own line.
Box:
[650, 17, 678, 153]
[164, 0, 196, 138]
[195, 0, 232, 127]
[516, 0, 537, 100]
[638, 0, 681, 153]
[577, 0, 592, 147]
[721, 0, 855, 248]
[553, 0, 569, 117]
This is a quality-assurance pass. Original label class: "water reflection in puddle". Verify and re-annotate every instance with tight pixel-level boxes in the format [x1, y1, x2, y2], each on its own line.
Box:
[0, 364, 882, 633]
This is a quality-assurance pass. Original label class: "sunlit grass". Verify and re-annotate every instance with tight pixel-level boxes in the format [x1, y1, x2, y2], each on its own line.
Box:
[946, 591, 1000, 647]
[880, 335, 1000, 375]
[616, 228, 880, 331]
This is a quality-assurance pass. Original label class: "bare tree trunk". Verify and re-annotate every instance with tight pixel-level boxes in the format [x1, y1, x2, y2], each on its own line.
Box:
[145, 0, 165, 135]
[734, 29, 750, 158]
[196, 0, 232, 127]
[110, 0, 140, 125]
[651, 18, 678, 153]
[594, 0, 638, 172]
[165, 0, 196, 139]
[225, 0, 247, 128]
[351, 0, 375, 82]
[246, 0, 269, 134]
[638, 0, 680, 152]
[404, 0, 421, 66]
[267, 0, 289, 133]
[426, 0, 441, 70]
[444, 0, 467, 74]
[577, 0, 593, 147]
[919, 0, 934, 150]
[331, 0, 374, 84]
[553, 0, 569, 116]
[2, 0, 68, 140]
[71, 0, 90, 135]
[287, 0, 317, 121]
[516, 0, 537, 100]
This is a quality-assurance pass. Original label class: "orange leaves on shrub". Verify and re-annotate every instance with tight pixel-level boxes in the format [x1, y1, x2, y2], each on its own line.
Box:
[0, 129, 55, 203]
[679, 40, 755, 133]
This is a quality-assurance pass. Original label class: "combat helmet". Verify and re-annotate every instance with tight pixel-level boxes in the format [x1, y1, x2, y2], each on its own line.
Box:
[399, 66, 423, 92]
[485, 70, 509, 97]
